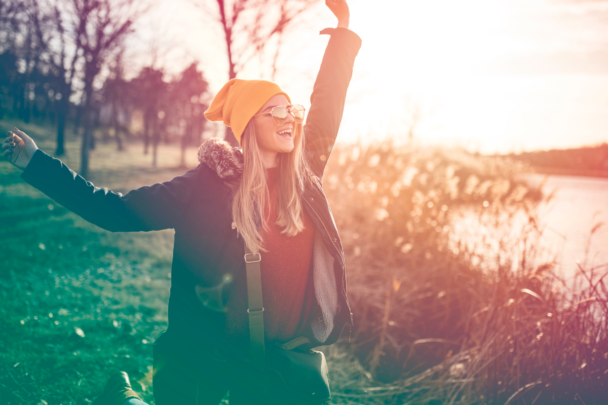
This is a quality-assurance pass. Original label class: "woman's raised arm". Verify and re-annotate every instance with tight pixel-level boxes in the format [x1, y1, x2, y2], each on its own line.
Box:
[304, 0, 361, 177]
[2, 128, 200, 232]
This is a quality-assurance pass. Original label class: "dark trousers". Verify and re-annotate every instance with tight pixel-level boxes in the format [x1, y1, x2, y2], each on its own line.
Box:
[152, 332, 271, 405]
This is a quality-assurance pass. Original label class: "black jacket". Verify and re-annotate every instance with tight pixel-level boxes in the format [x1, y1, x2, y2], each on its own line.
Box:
[20, 27, 362, 356]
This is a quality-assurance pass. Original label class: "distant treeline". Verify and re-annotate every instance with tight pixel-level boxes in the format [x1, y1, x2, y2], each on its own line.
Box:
[0, 0, 210, 172]
[1, 0, 320, 174]
[506, 143, 608, 178]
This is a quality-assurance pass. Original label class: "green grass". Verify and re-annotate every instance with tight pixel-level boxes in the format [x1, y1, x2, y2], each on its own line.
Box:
[0, 120, 204, 404]
[0, 120, 373, 405]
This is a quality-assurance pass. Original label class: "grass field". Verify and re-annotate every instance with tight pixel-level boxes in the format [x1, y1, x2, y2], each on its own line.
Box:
[0, 120, 384, 405]
[0, 120, 201, 404]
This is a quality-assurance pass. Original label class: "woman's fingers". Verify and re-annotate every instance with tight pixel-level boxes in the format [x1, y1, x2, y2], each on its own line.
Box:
[2, 146, 14, 160]
[2, 132, 17, 161]
[5, 132, 21, 145]
[2, 135, 15, 148]
[325, 0, 350, 26]
[13, 128, 31, 143]
[1, 129, 33, 169]
[5, 130, 24, 147]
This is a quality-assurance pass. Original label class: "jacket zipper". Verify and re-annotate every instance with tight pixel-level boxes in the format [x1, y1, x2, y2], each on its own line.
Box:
[305, 196, 352, 323]
[304, 197, 342, 260]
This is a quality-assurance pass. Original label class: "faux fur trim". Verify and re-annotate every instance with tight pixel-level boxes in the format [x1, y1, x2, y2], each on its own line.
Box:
[197, 138, 243, 182]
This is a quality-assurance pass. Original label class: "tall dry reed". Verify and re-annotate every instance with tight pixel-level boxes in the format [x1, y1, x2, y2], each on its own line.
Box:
[324, 140, 608, 404]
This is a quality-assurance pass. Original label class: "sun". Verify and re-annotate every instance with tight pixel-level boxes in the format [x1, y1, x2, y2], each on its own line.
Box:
[338, 0, 532, 150]
[351, 0, 514, 79]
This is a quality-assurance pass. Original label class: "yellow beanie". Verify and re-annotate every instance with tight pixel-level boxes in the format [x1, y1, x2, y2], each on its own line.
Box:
[204, 78, 291, 145]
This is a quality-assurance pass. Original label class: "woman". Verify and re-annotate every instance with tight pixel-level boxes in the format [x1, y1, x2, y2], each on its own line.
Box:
[2, 0, 360, 403]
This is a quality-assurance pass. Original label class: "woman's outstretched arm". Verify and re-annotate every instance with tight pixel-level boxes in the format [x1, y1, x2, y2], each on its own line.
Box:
[2, 128, 199, 232]
[304, 0, 362, 177]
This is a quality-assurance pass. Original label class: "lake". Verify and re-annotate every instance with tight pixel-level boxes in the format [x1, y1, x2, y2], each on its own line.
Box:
[527, 174, 608, 278]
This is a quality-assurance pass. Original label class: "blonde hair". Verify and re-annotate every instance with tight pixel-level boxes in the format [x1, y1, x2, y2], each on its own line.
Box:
[231, 120, 310, 253]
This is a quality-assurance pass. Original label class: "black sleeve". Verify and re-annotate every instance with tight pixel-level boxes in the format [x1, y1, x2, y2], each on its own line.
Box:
[304, 27, 362, 178]
[20, 149, 200, 232]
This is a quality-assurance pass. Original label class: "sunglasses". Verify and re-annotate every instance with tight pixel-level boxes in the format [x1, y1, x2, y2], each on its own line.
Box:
[253, 104, 306, 126]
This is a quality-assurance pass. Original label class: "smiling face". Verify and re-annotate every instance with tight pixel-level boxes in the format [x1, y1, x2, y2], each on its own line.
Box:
[252, 94, 296, 156]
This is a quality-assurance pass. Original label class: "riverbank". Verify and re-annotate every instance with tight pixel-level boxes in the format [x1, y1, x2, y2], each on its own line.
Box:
[504, 143, 608, 179]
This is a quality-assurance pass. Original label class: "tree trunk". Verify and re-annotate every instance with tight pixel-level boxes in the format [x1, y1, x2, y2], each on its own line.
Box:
[81, 121, 91, 178]
[27, 83, 35, 123]
[55, 98, 67, 156]
[217, 0, 239, 148]
[20, 85, 31, 123]
[223, 59, 239, 147]
[152, 118, 159, 168]
[115, 126, 123, 151]
[90, 110, 98, 150]
[114, 103, 123, 151]
[55, 84, 71, 156]
[73, 105, 82, 135]
[80, 83, 94, 177]
[180, 123, 191, 168]
[143, 110, 150, 155]
[180, 137, 186, 168]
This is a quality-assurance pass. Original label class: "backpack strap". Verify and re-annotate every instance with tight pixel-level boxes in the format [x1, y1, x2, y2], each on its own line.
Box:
[244, 243, 265, 367]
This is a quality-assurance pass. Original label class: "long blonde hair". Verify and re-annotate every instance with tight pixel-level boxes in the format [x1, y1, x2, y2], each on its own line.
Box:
[231, 119, 310, 253]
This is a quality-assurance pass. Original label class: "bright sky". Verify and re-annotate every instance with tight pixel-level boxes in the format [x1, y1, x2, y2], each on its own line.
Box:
[136, 0, 608, 153]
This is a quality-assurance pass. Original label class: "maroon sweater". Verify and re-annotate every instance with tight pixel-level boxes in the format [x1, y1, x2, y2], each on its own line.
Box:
[225, 167, 315, 342]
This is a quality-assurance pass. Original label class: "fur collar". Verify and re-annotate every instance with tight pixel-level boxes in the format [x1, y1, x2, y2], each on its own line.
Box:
[197, 138, 243, 182]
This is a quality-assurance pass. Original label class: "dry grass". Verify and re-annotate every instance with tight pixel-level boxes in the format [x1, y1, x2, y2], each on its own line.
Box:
[324, 141, 608, 404]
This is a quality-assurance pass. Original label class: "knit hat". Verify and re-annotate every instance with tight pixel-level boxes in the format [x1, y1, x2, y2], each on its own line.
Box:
[204, 78, 291, 145]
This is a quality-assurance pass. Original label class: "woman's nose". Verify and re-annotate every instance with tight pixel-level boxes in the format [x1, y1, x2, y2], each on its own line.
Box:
[286, 110, 296, 124]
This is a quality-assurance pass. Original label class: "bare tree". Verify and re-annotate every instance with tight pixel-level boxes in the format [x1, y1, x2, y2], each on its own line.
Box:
[48, 1, 82, 156]
[102, 49, 130, 151]
[0, 0, 70, 129]
[3, 0, 48, 123]
[131, 66, 166, 157]
[0, 1, 26, 120]
[253, 0, 316, 81]
[170, 63, 209, 167]
[192, 0, 315, 146]
[65, 0, 145, 177]
[5, 0, 81, 155]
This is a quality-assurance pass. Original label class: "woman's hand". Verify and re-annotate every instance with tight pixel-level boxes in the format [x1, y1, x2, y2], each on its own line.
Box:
[2, 128, 38, 170]
[326, 0, 350, 29]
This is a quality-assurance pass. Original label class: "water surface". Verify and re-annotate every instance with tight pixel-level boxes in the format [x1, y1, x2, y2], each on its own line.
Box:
[528, 174, 608, 278]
